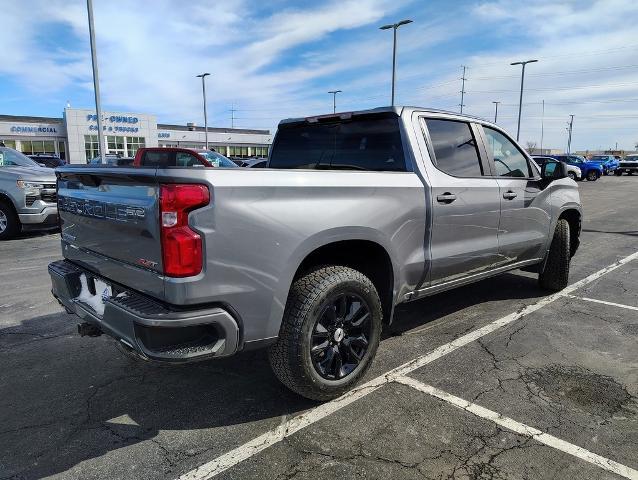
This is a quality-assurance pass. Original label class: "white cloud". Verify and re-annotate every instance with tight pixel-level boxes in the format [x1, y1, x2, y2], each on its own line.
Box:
[1, 0, 638, 150]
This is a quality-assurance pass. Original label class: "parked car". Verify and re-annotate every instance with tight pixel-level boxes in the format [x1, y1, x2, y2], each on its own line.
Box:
[49, 107, 581, 400]
[532, 156, 580, 180]
[551, 155, 603, 181]
[589, 155, 619, 175]
[89, 154, 134, 166]
[133, 147, 237, 168]
[616, 154, 638, 175]
[28, 153, 66, 168]
[0, 147, 58, 239]
[241, 158, 268, 168]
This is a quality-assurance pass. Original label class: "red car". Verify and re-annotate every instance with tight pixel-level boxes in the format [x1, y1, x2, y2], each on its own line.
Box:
[133, 147, 237, 168]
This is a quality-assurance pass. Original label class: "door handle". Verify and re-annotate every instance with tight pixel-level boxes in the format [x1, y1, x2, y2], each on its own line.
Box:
[503, 191, 517, 200]
[436, 193, 457, 204]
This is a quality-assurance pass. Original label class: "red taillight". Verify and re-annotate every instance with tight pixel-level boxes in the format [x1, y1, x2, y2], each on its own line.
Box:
[159, 184, 210, 277]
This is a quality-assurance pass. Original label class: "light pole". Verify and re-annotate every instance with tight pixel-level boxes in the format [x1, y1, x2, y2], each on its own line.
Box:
[328, 90, 342, 113]
[567, 114, 574, 154]
[379, 19, 413, 106]
[86, 0, 105, 163]
[492, 101, 500, 123]
[510, 59, 538, 141]
[196, 73, 211, 150]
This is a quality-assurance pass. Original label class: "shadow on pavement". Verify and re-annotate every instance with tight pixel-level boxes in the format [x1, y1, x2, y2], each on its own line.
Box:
[0, 270, 546, 479]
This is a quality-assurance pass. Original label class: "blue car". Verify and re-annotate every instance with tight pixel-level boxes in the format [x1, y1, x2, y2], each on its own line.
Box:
[551, 155, 603, 181]
[589, 154, 619, 175]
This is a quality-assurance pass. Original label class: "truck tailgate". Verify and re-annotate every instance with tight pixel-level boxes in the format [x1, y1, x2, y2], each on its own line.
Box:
[57, 168, 164, 287]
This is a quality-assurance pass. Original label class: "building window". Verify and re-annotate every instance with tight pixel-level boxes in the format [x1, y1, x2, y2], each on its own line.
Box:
[2, 140, 16, 149]
[18, 140, 57, 155]
[254, 146, 269, 157]
[84, 135, 99, 162]
[126, 136, 145, 157]
[58, 141, 66, 160]
[228, 145, 250, 158]
[213, 145, 227, 156]
[107, 135, 125, 156]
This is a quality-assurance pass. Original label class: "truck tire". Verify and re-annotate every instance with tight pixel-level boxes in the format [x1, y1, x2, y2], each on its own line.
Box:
[567, 172, 576, 180]
[538, 219, 570, 291]
[614, 170, 623, 176]
[0, 201, 20, 240]
[586, 170, 599, 181]
[269, 266, 382, 401]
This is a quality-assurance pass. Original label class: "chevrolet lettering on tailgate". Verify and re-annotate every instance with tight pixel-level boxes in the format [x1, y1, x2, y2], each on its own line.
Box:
[58, 196, 145, 221]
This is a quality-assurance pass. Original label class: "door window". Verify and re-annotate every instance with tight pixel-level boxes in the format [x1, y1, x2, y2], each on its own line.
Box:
[175, 152, 202, 167]
[483, 127, 531, 178]
[424, 119, 483, 177]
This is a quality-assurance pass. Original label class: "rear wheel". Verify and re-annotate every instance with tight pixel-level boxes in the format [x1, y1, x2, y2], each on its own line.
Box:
[614, 170, 623, 176]
[269, 266, 382, 401]
[0, 201, 20, 240]
[539, 219, 570, 291]
[586, 170, 599, 181]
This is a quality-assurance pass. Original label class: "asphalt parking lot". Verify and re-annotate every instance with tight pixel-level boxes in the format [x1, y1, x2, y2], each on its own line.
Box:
[1, 175, 637, 480]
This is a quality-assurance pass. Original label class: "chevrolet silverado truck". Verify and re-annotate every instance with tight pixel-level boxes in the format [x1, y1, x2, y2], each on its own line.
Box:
[0, 147, 58, 240]
[48, 107, 581, 400]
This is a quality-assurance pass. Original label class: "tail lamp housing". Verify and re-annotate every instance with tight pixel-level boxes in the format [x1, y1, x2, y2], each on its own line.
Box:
[159, 184, 210, 277]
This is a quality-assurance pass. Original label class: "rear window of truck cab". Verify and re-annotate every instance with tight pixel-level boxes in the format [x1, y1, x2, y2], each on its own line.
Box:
[269, 114, 406, 171]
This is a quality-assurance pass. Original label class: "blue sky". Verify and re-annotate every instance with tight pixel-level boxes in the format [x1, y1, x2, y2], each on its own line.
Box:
[2, 0, 638, 150]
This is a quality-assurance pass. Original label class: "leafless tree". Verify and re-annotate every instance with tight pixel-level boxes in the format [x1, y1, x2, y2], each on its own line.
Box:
[525, 141, 537, 154]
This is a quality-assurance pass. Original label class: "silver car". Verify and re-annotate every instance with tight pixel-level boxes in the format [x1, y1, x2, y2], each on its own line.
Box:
[0, 147, 58, 239]
[49, 107, 581, 400]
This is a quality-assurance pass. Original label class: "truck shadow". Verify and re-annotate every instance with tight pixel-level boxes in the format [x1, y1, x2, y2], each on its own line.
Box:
[0, 271, 543, 479]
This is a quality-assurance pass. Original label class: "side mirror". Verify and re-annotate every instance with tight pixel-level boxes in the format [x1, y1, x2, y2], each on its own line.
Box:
[541, 160, 568, 181]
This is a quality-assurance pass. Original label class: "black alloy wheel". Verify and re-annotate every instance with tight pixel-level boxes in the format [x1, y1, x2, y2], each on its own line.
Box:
[311, 293, 371, 380]
[587, 170, 598, 181]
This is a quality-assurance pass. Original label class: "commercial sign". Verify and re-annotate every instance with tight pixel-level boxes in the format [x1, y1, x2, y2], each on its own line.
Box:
[10, 125, 58, 133]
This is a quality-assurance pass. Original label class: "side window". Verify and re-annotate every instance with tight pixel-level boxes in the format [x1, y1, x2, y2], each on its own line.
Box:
[142, 151, 172, 167]
[175, 152, 201, 167]
[424, 119, 483, 177]
[483, 127, 531, 178]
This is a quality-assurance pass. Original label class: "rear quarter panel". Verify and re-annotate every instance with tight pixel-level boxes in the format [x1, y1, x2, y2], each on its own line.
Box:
[158, 168, 426, 344]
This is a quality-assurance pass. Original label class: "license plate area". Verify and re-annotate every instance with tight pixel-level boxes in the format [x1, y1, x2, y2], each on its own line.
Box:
[76, 273, 112, 317]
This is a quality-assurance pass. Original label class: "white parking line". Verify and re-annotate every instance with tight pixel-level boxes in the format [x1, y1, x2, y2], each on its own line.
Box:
[395, 376, 638, 480]
[177, 250, 638, 480]
[563, 294, 638, 312]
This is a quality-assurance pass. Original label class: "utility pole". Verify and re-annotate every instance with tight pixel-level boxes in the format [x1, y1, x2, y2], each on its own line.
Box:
[511, 59, 538, 141]
[86, 0, 105, 163]
[567, 114, 574, 154]
[492, 101, 500, 123]
[379, 19, 413, 106]
[459, 66, 467, 114]
[328, 90, 342, 113]
[230, 105, 236, 129]
[196, 73, 211, 149]
[541, 100, 545, 155]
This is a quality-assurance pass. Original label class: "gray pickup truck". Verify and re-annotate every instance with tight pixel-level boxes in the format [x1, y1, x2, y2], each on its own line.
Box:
[0, 147, 58, 240]
[48, 107, 581, 400]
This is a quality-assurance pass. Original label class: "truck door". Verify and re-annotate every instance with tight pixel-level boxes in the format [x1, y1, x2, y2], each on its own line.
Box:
[419, 117, 502, 286]
[479, 125, 552, 264]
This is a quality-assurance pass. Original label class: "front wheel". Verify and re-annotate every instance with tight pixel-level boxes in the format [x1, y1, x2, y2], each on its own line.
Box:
[586, 170, 599, 181]
[539, 219, 570, 291]
[269, 266, 382, 401]
[0, 201, 20, 240]
[567, 172, 577, 181]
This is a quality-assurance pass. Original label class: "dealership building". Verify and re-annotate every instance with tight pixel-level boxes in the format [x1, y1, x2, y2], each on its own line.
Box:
[0, 107, 273, 164]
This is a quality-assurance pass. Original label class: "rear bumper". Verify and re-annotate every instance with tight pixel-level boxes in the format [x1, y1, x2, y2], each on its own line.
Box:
[48, 259, 240, 362]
